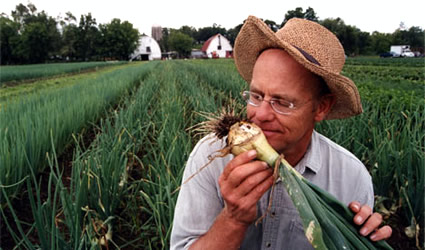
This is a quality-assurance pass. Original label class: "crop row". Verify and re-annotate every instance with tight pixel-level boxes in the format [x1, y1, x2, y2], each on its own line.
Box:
[0, 61, 127, 85]
[343, 64, 424, 85]
[345, 57, 424, 67]
[0, 62, 155, 203]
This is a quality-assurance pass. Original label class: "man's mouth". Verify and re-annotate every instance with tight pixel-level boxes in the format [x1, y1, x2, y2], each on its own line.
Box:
[261, 129, 280, 138]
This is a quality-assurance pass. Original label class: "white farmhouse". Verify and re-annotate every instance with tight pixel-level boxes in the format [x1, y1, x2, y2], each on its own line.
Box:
[201, 34, 233, 58]
[130, 35, 162, 61]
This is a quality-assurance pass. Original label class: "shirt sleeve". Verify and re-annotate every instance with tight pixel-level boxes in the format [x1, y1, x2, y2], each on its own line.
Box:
[170, 135, 232, 250]
[353, 168, 374, 209]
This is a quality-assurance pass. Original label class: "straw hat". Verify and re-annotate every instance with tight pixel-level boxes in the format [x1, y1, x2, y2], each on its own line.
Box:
[234, 16, 362, 120]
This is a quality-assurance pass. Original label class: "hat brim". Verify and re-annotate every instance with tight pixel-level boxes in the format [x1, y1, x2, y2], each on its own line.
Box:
[234, 16, 362, 120]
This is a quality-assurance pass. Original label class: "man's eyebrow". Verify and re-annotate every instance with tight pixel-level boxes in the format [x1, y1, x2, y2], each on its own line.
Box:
[250, 85, 296, 102]
[249, 85, 262, 94]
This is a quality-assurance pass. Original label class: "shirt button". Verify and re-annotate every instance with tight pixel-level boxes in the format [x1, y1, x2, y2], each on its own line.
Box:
[266, 242, 271, 248]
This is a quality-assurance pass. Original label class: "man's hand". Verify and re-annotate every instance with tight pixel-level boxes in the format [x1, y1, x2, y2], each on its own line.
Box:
[349, 201, 392, 241]
[218, 150, 274, 226]
[189, 150, 274, 250]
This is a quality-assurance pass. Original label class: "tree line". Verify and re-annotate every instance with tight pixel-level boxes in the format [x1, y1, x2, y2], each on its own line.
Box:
[1, 4, 424, 65]
[1, 3, 139, 64]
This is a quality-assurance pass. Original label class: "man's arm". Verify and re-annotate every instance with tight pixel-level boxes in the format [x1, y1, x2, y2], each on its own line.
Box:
[190, 150, 274, 250]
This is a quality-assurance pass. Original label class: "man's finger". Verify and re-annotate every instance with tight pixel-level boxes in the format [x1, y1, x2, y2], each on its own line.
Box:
[244, 174, 275, 204]
[226, 160, 268, 186]
[222, 150, 257, 178]
[353, 205, 372, 225]
[359, 212, 383, 236]
[370, 225, 392, 241]
[233, 166, 273, 197]
[348, 201, 361, 213]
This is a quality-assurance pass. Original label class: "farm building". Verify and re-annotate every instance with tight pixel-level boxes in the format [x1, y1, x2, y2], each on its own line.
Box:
[130, 35, 162, 61]
[201, 34, 233, 58]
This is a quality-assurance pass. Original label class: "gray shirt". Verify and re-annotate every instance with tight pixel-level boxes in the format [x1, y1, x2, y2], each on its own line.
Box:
[171, 130, 374, 250]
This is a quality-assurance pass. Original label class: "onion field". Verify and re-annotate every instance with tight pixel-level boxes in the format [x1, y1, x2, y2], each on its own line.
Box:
[0, 61, 127, 86]
[0, 58, 423, 249]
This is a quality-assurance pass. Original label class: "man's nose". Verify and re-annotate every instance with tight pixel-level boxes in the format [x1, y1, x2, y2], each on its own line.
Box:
[253, 100, 274, 121]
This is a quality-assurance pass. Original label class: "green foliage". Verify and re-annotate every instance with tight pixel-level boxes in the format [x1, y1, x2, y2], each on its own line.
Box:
[320, 18, 366, 55]
[168, 31, 193, 58]
[370, 32, 393, 54]
[392, 27, 425, 49]
[281, 7, 319, 27]
[2, 4, 139, 64]
[74, 13, 101, 61]
[98, 19, 140, 60]
[195, 24, 227, 43]
[0, 17, 20, 64]
[0, 62, 152, 204]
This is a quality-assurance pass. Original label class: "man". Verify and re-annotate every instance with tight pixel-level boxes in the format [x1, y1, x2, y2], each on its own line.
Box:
[171, 16, 392, 249]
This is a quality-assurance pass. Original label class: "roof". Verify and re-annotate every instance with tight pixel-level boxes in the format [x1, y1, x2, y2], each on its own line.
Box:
[201, 34, 220, 52]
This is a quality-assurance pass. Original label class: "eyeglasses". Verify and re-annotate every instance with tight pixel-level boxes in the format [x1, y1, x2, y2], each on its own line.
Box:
[242, 91, 297, 115]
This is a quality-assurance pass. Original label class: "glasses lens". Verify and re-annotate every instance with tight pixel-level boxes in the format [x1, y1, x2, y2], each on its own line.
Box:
[242, 91, 295, 115]
[243, 91, 261, 106]
[271, 99, 294, 114]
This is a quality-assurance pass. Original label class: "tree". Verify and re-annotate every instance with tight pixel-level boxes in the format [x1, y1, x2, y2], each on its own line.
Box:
[370, 32, 393, 54]
[320, 18, 367, 56]
[392, 26, 424, 50]
[11, 3, 36, 32]
[281, 7, 318, 27]
[405, 26, 425, 51]
[357, 31, 372, 55]
[168, 31, 193, 58]
[264, 19, 279, 32]
[179, 25, 197, 42]
[304, 7, 319, 23]
[59, 12, 78, 60]
[0, 16, 19, 64]
[99, 18, 140, 60]
[195, 24, 226, 44]
[226, 23, 243, 46]
[8, 3, 60, 63]
[159, 28, 170, 52]
[75, 13, 101, 60]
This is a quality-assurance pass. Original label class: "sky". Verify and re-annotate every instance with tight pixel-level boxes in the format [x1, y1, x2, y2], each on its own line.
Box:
[2, 0, 424, 35]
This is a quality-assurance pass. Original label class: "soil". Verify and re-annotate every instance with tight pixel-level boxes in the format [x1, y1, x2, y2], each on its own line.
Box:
[385, 211, 423, 250]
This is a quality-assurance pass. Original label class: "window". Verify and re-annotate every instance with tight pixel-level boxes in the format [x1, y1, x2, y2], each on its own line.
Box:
[146, 46, 151, 53]
[217, 45, 222, 50]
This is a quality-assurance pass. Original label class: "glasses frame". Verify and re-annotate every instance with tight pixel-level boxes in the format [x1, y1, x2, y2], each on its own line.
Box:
[242, 90, 297, 115]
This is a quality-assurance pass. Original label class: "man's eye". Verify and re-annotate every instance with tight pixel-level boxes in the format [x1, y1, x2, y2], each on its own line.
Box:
[251, 94, 262, 101]
[275, 100, 292, 108]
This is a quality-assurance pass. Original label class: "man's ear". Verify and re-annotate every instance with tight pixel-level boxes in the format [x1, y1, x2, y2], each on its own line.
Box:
[314, 94, 336, 122]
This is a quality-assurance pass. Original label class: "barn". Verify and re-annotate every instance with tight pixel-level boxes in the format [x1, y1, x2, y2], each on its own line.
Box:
[201, 34, 233, 58]
[130, 35, 162, 61]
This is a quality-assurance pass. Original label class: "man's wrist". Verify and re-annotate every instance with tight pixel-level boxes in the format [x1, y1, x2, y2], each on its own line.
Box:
[219, 208, 253, 230]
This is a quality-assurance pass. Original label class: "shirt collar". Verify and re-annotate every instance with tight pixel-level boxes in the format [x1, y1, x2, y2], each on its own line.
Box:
[294, 130, 322, 175]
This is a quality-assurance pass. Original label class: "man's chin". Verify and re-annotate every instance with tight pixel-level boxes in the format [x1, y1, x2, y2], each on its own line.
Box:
[265, 136, 285, 152]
